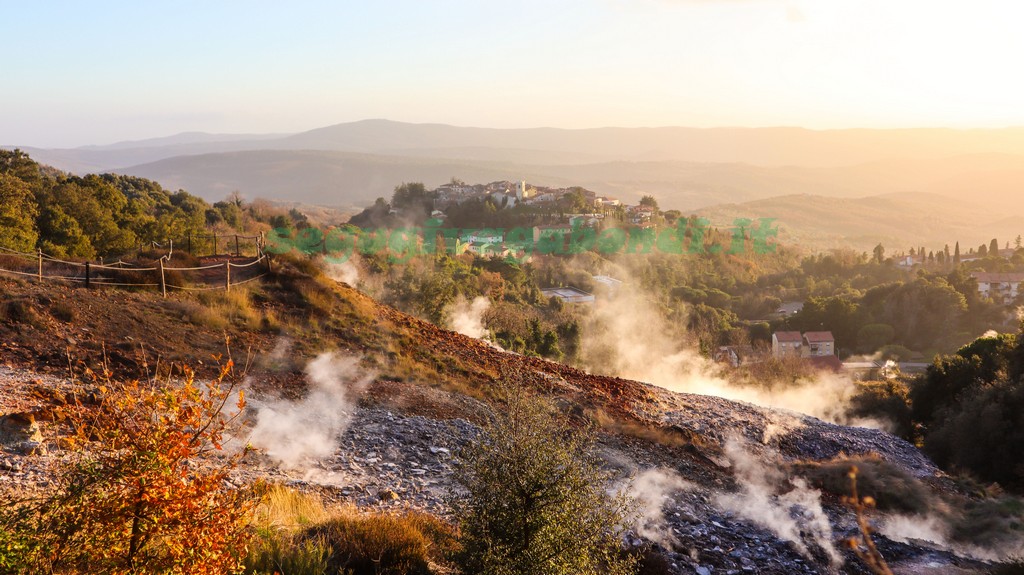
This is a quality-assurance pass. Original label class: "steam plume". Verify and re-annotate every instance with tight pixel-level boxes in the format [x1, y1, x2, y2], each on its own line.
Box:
[580, 284, 881, 427]
[249, 353, 374, 469]
[448, 295, 490, 339]
[325, 260, 360, 286]
[715, 438, 843, 567]
[627, 468, 695, 548]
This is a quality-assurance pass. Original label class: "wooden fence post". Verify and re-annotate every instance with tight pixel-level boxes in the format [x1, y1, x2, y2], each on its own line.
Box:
[158, 258, 167, 298]
[85, 262, 91, 288]
[235, 235, 240, 257]
[225, 262, 230, 292]
[37, 249, 42, 282]
[213, 234, 218, 256]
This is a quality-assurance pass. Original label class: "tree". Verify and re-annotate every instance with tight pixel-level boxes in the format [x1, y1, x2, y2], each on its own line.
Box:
[0, 363, 260, 574]
[856, 323, 895, 352]
[873, 243, 885, 264]
[990, 238, 1000, 257]
[638, 195, 659, 211]
[911, 332, 1024, 491]
[562, 188, 590, 213]
[391, 182, 432, 219]
[953, 242, 960, 265]
[0, 149, 42, 188]
[0, 172, 38, 252]
[453, 379, 636, 575]
[1016, 235, 1022, 249]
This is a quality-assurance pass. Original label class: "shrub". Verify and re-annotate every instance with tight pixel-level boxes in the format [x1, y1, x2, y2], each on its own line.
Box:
[848, 380, 914, 440]
[1, 298, 43, 327]
[924, 379, 1024, 492]
[243, 486, 458, 575]
[48, 300, 76, 322]
[307, 512, 432, 575]
[452, 377, 637, 575]
[949, 497, 1024, 552]
[792, 455, 931, 514]
[0, 362, 260, 574]
[244, 532, 331, 575]
[252, 484, 331, 530]
[628, 545, 673, 575]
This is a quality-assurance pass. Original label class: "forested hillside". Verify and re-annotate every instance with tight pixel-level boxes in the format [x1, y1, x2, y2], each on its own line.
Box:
[0, 149, 265, 259]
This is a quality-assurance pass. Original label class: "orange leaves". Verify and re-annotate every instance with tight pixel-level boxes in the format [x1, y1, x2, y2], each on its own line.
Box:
[8, 361, 261, 574]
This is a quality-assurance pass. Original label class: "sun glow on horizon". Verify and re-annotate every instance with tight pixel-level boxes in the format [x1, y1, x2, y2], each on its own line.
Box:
[2, 0, 1024, 146]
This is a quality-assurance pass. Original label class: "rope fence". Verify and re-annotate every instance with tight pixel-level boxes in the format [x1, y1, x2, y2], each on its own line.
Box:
[0, 234, 273, 297]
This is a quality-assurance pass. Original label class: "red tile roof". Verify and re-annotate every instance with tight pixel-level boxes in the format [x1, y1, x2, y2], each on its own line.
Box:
[774, 331, 803, 343]
[803, 331, 835, 343]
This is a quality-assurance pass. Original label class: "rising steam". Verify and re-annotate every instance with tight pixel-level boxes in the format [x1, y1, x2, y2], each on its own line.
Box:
[579, 283, 881, 428]
[249, 352, 374, 469]
[448, 295, 491, 339]
[325, 260, 360, 286]
[626, 468, 695, 549]
[715, 438, 843, 567]
[881, 512, 1024, 562]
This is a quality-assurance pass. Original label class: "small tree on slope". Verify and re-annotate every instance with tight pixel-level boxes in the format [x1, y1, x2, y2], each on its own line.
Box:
[452, 377, 637, 575]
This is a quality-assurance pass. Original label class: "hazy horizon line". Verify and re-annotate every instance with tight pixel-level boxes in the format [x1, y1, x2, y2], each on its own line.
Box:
[13, 118, 1024, 151]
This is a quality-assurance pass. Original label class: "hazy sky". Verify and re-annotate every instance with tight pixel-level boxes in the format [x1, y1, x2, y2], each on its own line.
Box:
[3, 0, 1023, 147]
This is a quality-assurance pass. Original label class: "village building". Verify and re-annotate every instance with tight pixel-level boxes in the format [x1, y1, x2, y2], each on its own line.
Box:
[771, 330, 836, 358]
[771, 331, 803, 358]
[972, 272, 1024, 303]
[540, 286, 595, 304]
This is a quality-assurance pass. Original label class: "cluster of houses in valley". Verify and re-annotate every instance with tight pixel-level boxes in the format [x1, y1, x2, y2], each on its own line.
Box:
[895, 249, 1024, 305]
[430, 180, 655, 225]
[715, 331, 841, 370]
[715, 329, 928, 376]
[422, 180, 662, 259]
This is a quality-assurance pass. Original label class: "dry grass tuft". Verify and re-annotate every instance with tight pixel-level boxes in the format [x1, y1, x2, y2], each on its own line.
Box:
[244, 486, 458, 575]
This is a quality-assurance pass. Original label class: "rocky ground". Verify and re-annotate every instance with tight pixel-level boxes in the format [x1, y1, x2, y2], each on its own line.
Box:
[0, 361, 997, 575]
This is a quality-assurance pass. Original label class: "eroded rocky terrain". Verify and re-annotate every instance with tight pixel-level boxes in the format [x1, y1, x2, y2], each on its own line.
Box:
[0, 361, 995, 575]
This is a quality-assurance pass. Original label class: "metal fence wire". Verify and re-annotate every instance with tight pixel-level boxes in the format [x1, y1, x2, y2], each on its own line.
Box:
[0, 238, 271, 296]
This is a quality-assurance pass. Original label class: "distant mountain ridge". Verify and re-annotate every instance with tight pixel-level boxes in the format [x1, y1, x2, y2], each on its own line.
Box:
[10, 119, 1024, 251]
[18, 119, 1024, 173]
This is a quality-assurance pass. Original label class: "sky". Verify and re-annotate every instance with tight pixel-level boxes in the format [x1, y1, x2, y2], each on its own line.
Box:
[3, 0, 1024, 147]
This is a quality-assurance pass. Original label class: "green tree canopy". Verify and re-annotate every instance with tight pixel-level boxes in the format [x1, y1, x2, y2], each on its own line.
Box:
[0, 172, 38, 252]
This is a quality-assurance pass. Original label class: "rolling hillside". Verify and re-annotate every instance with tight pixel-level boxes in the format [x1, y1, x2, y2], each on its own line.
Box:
[697, 191, 1024, 253]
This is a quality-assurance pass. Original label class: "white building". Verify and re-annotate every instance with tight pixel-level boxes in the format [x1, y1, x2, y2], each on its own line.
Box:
[802, 332, 835, 357]
[772, 330, 835, 358]
[972, 272, 1024, 303]
[772, 331, 803, 358]
[540, 286, 595, 304]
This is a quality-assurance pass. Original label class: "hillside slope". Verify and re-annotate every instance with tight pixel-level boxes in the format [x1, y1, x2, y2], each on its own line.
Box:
[697, 191, 1023, 252]
[0, 267, 1007, 574]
